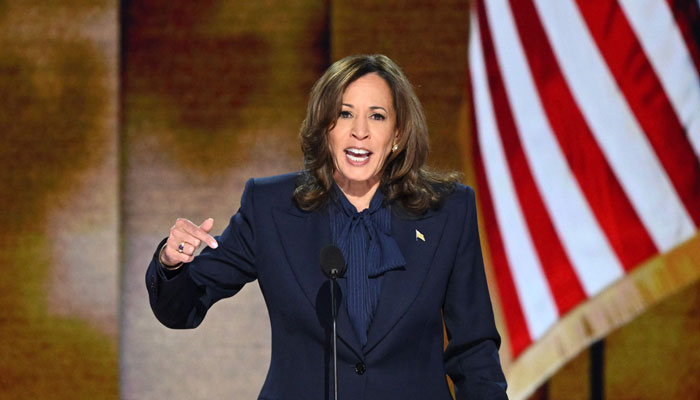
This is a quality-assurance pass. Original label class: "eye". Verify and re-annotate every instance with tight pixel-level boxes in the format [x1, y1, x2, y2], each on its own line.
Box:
[339, 110, 352, 119]
[370, 113, 386, 121]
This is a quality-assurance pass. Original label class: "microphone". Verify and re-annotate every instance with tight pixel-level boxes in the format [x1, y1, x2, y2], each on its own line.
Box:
[320, 244, 346, 400]
[320, 244, 347, 280]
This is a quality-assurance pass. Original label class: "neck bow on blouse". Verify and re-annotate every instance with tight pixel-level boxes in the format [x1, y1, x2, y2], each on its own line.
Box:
[330, 185, 406, 346]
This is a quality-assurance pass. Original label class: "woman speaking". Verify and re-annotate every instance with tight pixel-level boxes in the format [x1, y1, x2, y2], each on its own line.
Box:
[146, 54, 508, 399]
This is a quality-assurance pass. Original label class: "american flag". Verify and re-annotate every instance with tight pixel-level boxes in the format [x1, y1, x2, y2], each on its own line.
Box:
[468, 0, 700, 396]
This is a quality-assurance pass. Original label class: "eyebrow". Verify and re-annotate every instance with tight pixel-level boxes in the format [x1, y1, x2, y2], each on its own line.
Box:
[341, 103, 388, 113]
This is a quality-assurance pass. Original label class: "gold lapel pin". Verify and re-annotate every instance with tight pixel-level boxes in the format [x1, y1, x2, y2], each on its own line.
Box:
[415, 229, 425, 242]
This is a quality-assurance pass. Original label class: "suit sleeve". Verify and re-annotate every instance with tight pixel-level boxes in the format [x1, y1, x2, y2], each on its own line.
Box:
[443, 187, 508, 399]
[145, 179, 258, 329]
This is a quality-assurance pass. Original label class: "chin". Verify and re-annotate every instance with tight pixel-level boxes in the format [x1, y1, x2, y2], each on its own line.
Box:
[336, 169, 380, 187]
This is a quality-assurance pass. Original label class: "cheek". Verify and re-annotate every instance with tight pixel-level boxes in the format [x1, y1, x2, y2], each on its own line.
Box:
[326, 131, 341, 167]
[327, 126, 341, 149]
[326, 130, 337, 154]
[374, 144, 391, 169]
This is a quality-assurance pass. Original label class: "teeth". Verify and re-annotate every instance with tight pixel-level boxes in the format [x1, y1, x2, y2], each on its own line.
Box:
[346, 148, 369, 155]
[347, 153, 368, 162]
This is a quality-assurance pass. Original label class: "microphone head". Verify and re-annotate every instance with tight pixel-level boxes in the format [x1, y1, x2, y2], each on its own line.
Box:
[320, 244, 346, 279]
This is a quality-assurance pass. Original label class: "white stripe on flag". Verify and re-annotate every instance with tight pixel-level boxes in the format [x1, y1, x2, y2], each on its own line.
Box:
[533, 0, 696, 252]
[485, 0, 624, 296]
[470, 12, 558, 340]
[619, 0, 700, 159]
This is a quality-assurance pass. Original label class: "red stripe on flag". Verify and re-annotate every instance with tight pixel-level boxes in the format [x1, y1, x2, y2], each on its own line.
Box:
[476, 0, 587, 315]
[470, 78, 532, 357]
[472, 127, 532, 357]
[508, 0, 658, 271]
[577, 0, 700, 227]
[667, 0, 700, 77]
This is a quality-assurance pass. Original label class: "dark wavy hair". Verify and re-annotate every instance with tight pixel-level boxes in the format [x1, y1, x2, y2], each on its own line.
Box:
[294, 54, 458, 215]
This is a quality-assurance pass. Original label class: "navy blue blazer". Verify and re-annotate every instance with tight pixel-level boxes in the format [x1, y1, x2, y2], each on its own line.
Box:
[146, 173, 508, 400]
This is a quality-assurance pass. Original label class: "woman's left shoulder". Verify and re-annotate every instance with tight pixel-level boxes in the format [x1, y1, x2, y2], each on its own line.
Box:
[437, 182, 476, 210]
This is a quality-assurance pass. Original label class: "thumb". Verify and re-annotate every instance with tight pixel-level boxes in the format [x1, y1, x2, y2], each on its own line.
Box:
[199, 217, 215, 233]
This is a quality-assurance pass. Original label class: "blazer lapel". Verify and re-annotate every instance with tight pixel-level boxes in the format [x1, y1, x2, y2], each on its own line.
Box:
[271, 205, 363, 355]
[364, 208, 448, 353]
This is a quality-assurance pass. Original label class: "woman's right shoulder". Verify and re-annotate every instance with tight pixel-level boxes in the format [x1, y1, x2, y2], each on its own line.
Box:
[250, 171, 300, 189]
[244, 172, 301, 207]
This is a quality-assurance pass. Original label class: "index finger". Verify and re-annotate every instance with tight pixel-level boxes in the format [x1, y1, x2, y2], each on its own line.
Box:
[180, 221, 218, 249]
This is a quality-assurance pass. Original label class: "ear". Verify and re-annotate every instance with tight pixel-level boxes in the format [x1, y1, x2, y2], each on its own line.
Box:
[390, 130, 400, 154]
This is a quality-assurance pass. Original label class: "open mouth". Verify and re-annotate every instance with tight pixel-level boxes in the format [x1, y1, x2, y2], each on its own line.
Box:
[345, 148, 372, 163]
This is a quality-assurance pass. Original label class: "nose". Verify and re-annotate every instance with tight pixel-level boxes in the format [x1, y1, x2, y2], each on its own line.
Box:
[351, 117, 369, 140]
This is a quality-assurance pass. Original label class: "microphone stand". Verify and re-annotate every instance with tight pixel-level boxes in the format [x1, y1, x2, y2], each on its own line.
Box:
[330, 269, 339, 400]
[320, 244, 345, 400]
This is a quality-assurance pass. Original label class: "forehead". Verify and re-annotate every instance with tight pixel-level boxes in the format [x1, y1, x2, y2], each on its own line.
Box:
[342, 73, 393, 104]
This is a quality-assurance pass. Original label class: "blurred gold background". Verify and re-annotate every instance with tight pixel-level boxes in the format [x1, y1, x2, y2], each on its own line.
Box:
[0, 0, 118, 398]
[0, 1, 697, 399]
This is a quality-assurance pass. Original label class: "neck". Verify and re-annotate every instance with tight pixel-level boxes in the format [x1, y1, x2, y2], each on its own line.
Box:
[334, 174, 380, 212]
